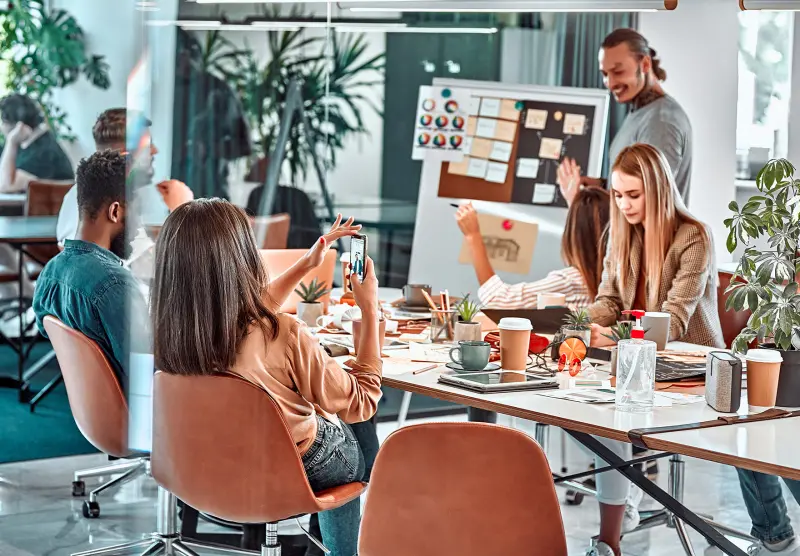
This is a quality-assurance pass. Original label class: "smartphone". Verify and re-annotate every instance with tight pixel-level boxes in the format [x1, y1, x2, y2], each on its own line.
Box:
[350, 234, 368, 281]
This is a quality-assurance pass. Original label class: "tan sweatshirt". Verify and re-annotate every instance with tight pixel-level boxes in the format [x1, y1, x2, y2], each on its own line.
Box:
[231, 313, 383, 455]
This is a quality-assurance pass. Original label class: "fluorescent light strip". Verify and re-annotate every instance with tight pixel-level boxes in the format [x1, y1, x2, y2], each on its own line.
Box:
[348, 7, 654, 11]
[739, 0, 800, 9]
[340, 0, 674, 11]
[335, 26, 498, 33]
[250, 21, 408, 29]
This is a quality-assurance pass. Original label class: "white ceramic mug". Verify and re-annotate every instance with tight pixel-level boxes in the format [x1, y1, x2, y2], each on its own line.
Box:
[643, 312, 671, 351]
[538, 292, 567, 310]
[317, 305, 360, 330]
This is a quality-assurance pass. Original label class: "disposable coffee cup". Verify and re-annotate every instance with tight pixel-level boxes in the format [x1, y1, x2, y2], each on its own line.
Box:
[499, 317, 533, 371]
[352, 318, 386, 356]
[643, 312, 671, 351]
[744, 349, 783, 413]
[537, 292, 567, 310]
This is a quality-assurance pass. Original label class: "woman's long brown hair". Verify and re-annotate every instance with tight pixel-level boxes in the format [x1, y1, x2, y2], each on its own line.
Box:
[151, 198, 280, 375]
[561, 186, 611, 299]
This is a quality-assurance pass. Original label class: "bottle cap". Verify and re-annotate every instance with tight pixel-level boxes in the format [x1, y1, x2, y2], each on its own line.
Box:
[631, 328, 645, 340]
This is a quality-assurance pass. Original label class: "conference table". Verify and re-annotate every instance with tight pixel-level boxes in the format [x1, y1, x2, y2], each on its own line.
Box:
[334, 306, 800, 556]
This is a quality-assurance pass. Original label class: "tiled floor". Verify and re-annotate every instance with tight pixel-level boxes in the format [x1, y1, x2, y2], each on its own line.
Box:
[1, 414, 799, 556]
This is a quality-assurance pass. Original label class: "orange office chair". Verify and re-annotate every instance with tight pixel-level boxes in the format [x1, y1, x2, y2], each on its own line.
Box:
[150, 371, 366, 556]
[42, 317, 149, 520]
[359, 422, 568, 556]
[717, 270, 752, 349]
[260, 249, 336, 314]
[251, 213, 291, 250]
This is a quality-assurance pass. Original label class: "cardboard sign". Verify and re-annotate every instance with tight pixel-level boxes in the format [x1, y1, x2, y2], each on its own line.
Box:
[458, 213, 539, 275]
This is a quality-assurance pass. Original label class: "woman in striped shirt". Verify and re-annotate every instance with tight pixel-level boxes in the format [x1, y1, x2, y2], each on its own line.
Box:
[455, 186, 610, 310]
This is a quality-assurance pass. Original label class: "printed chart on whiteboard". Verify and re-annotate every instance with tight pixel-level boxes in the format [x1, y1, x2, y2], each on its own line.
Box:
[412, 86, 471, 162]
[437, 94, 596, 208]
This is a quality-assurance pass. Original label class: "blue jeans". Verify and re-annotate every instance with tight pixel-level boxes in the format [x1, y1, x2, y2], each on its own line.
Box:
[302, 416, 378, 556]
[737, 469, 800, 543]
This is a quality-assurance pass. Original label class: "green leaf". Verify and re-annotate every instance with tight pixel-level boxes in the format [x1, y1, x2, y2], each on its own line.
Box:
[728, 200, 740, 212]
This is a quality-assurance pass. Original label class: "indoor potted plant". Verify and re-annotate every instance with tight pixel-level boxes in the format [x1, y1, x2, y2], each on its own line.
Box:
[724, 158, 800, 407]
[295, 278, 331, 328]
[562, 308, 592, 348]
[602, 321, 635, 376]
[455, 294, 482, 342]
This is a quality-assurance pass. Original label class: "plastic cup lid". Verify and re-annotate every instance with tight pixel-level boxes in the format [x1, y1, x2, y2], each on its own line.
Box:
[498, 317, 533, 331]
[745, 349, 783, 364]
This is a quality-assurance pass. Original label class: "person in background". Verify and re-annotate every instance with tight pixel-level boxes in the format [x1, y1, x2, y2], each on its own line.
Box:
[558, 28, 692, 207]
[737, 473, 800, 555]
[0, 93, 74, 192]
[57, 108, 194, 248]
[581, 143, 721, 556]
[455, 187, 610, 310]
[152, 199, 379, 556]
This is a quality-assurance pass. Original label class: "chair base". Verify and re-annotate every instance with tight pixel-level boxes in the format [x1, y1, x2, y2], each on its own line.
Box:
[73, 458, 149, 518]
[70, 534, 262, 556]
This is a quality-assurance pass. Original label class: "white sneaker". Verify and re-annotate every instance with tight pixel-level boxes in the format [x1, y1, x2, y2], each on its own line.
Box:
[586, 541, 617, 556]
[621, 502, 641, 534]
[748, 539, 800, 555]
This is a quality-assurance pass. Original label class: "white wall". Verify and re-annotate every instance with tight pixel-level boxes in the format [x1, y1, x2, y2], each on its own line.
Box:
[179, 2, 386, 202]
[639, 0, 740, 264]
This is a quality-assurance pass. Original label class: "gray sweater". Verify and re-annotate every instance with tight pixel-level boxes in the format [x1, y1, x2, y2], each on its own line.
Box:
[608, 95, 692, 204]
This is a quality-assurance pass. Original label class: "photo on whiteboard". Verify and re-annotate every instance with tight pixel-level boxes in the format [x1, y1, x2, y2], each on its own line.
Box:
[412, 85, 471, 162]
[563, 113, 587, 135]
[539, 138, 564, 160]
[525, 109, 548, 130]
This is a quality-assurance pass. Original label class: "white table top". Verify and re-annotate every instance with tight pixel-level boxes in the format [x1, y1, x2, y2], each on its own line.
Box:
[645, 418, 800, 481]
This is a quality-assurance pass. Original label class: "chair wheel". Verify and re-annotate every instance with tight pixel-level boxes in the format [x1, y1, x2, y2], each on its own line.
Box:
[565, 489, 584, 505]
[82, 500, 100, 518]
[72, 481, 86, 497]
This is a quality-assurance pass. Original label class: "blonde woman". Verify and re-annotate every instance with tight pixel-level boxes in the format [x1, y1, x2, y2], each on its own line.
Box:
[455, 187, 610, 310]
[584, 143, 723, 556]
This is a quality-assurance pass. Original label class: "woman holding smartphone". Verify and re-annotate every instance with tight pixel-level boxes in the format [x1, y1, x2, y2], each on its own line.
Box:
[583, 143, 723, 556]
[455, 186, 610, 310]
[152, 200, 381, 556]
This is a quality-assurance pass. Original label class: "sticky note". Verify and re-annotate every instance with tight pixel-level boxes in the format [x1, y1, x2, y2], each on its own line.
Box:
[533, 184, 557, 204]
[517, 158, 540, 179]
[564, 113, 587, 135]
[469, 137, 493, 159]
[448, 157, 470, 176]
[486, 162, 508, 184]
[489, 141, 512, 162]
[539, 137, 563, 160]
[466, 116, 478, 136]
[467, 157, 488, 178]
[468, 97, 481, 116]
[479, 98, 501, 118]
[476, 118, 498, 139]
[499, 99, 521, 121]
[495, 120, 517, 142]
[525, 109, 548, 130]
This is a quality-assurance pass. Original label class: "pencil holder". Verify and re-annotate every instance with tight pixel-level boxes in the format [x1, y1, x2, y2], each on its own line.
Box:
[430, 310, 458, 344]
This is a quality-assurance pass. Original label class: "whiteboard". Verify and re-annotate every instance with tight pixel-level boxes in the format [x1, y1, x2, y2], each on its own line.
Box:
[408, 78, 610, 297]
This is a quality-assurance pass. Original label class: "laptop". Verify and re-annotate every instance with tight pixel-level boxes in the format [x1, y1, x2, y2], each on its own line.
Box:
[481, 308, 570, 335]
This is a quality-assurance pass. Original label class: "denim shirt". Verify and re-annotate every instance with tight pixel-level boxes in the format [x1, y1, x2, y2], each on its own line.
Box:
[33, 240, 151, 393]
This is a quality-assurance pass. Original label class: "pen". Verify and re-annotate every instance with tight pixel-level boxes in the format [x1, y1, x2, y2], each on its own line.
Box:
[413, 364, 439, 375]
[450, 203, 460, 208]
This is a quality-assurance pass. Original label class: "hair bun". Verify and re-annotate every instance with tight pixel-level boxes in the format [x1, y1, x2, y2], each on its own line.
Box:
[649, 47, 658, 58]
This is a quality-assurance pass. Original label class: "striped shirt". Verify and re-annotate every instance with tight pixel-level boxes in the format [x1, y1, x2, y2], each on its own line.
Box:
[477, 267, 593, 310]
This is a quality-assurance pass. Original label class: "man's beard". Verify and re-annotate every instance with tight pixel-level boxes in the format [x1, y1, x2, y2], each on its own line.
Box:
[110, 226, 132, 260]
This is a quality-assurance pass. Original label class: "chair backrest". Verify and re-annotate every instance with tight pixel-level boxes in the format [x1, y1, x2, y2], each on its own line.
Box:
[151, 371, 322, 524]
[26, 180, 73, 263]
[261, 249, 336, 313]
[717, 270, 751, 348]
[251, 213, 291, 250]
[359, 423, 568, 556]
[42, 316, 129, 457]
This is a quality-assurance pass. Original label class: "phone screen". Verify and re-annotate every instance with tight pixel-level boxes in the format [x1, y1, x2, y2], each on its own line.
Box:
[351, 235, 367, 281]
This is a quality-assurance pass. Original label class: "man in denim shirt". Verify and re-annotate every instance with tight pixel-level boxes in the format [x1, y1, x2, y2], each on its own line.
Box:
[33, 151, 148, 393]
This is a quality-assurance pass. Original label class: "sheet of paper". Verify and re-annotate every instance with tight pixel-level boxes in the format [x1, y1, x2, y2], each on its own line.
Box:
[563, 113, 587, 135]
[467, 157, 488, 178]
[517, 157, 540, 179]
[499, 99, 521, 121]
[489, 141, 512, 162]
[525, 109, 548, 130]
[448, 156, 470, 176]
[486, 162, 508, 184]
[539, 137, 563, 160]
[466, 116, 478, 136]
[463, 136, 473, 155]
[479, 97, 501, 118]
[411, 85, 471, 162]
[532, 183, 557, 205]
[468, 96, 481, 116]
[495, 120, 517, 142]
[469, 137, 493, 159]
[408, 341, 452, 363]
[475, 118, 497, 139]
[458, 213, 538, 275]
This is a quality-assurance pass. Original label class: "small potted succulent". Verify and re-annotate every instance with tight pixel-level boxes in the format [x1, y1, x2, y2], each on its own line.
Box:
[562, 308, 592, 348]
[295, 278, 331, 327]
[602, 321, 635, 376]
[455, 294, 482, 342]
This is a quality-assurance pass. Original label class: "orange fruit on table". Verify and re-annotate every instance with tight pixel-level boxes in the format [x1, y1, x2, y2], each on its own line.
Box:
[558, 337, 587, 366]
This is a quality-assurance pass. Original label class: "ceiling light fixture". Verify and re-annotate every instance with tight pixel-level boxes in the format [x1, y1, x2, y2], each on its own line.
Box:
[739, 0, 800, 9]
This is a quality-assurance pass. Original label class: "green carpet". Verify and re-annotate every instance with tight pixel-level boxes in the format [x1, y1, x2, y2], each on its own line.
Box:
[0, 341, 96, 464]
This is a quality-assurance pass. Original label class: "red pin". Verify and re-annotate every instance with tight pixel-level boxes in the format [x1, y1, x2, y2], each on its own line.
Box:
[502, 219, 513, 231]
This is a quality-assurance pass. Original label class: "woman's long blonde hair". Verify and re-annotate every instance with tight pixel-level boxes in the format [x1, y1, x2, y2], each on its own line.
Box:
[610, 143, 708, 309]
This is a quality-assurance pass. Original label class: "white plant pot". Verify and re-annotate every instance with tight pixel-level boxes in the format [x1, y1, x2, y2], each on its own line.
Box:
[563, 327, 592, 348]
[297, 302, 324, 328]
[455, 321, 482, 343]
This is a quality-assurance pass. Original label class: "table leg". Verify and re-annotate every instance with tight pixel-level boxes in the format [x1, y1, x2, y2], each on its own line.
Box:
[467, 408, 497, 423]
[566, 430, 747, 556]
[17, 243, 26, 402]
